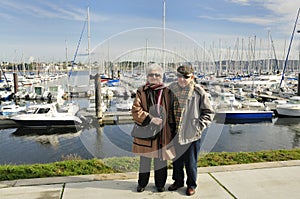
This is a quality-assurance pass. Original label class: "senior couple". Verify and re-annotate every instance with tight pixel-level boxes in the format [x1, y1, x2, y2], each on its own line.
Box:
[131, 63, 214, 196]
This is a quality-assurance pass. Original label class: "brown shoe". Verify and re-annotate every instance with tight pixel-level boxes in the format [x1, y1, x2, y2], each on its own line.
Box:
[168, 183, 184, 191]
[186, 187, 195, 196]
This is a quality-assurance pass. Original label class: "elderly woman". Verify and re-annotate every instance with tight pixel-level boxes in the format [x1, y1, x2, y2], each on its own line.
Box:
[131, 63, 175, 193]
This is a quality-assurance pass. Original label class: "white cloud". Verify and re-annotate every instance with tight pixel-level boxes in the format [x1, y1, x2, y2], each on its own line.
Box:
[0, 0, 108, 22]
[228, 0, 250, 6]
[0, 12, 15, 21]
[200, 0, 300, 38]
[198, 15, 274, 26]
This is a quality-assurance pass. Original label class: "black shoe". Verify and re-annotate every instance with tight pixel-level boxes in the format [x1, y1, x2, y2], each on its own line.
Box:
[137, 185, 145, 192]
[157, 187, 165, 192]
[168, 182, 184, 191]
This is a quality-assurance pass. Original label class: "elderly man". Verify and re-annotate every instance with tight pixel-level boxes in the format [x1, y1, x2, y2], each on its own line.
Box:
[168, 65, 214, 196]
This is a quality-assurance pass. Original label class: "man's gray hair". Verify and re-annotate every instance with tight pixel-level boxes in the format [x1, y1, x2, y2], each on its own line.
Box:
[146, 63, 164, 76]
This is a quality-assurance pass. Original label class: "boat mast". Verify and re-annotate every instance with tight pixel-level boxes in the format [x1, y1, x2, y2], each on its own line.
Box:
[69, 18, 87, 78]
[87, 6, 91, 77]
[65, 39, 70, 96]
[162, 0, 166, 71]
[65, 39, 68, 72]
[279, 8, 300, 89]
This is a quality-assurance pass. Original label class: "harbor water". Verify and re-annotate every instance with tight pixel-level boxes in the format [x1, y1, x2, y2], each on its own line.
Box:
[0, 116, 299, 165]
[0, 71, 299, 165]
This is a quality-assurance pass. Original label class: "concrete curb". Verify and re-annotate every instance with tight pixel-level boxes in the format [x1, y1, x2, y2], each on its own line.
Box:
[1, 160, 299, 188]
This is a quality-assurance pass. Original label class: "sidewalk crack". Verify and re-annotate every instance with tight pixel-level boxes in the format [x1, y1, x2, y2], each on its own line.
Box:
[208, 173, 237, 199]
[59, 183, 66, 199]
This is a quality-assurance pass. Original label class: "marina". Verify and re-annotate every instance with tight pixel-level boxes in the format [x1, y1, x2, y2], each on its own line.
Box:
[1, 5, 300, 199]
[2, 10, 300, 162]
[0, 70, 299, 166]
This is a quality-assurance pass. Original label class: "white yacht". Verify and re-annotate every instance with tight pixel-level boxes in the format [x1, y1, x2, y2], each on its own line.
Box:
[215, 92, 242, 110]
[9, 103, 82, 128]
[276, 96, 300, 117]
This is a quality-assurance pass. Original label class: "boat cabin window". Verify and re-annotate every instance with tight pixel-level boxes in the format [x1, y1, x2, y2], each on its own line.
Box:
[89, 99, 95, 103]
[289, 99, 300, 104]
[34, 108, 50, 114]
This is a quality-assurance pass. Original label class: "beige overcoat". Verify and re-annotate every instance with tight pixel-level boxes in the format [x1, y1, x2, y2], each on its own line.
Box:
[131, 85, 175, 160]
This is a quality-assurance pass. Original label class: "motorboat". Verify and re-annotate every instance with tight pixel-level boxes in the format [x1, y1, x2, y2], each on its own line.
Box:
[215, 92, 242, 110]
[101, 87, 114, 99]
[264, 99, 287, 111]
[276, 96, 300, 117]
[0, 102, 27, 116]
[14, 87, 30, 100]
[214, 109, 274, 124]
[31, 85, 45, 100]
[9, 102, 82, 128]
[234, 75, 282, 88]
[42, 85, 65, 102]
[115, 99, 133, 111]
[241, 98, 266, 110]
[0, 87, 13, 101]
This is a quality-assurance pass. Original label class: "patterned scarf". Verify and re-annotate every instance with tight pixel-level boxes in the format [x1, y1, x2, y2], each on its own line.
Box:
[144, 82, 165, 115]
[171, 81, 195, 132]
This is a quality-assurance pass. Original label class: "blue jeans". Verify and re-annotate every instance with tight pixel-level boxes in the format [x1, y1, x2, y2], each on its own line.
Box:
[172, 139, 201, 189]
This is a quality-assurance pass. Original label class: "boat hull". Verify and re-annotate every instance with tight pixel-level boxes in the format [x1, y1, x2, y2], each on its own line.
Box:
[214, 110, 274, 124]
[11, 118, 81, 128]
[276, 107, 300, 117]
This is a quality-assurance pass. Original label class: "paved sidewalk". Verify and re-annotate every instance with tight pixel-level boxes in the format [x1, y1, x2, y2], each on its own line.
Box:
[1, 160, 300, 199]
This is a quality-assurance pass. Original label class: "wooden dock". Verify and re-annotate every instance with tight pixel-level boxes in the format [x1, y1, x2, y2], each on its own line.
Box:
[68, 85, 90, 98]
[257, 94, 287, 101]
[79, 110, 133, 126]
[101, 111, 133, 125]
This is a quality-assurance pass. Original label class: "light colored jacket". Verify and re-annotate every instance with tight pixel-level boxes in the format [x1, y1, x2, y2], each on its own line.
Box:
[172, 84, 214, 145]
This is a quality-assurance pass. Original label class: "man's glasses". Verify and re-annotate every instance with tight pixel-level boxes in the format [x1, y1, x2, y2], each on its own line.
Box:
[148, 73, 161, 77]
[177, 73, 192, 79]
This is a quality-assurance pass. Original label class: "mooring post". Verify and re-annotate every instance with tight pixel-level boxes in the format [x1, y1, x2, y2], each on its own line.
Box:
[297, 73, 300, 96]
[13, 72, 18, 94]
[95, 73, 103, 123]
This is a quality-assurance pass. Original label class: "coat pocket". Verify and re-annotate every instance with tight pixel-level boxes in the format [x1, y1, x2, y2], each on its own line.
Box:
[133, 138, 153, 147]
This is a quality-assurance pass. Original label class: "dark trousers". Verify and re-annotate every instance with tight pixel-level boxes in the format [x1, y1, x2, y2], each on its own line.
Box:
[172, 139, 201, 189]
[138, 156, 167, 188]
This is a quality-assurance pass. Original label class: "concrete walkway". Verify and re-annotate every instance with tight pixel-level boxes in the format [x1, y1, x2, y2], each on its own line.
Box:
[1, 160, 300, 199]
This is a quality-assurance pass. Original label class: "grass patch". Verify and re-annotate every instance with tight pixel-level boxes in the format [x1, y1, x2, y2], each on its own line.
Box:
[0, 159, 115, 181]
[0, 148, 299, 181]
[198, 149, 300, 167]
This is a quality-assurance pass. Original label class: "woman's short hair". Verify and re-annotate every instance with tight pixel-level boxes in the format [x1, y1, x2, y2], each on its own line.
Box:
[146, 63, 164, 76]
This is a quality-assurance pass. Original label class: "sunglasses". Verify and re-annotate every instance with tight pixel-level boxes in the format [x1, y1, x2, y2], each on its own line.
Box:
[148, 73, 161, 77]
[177, 74, 192, 79]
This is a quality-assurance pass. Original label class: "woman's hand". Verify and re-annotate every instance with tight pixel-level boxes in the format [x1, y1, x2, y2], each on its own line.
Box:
[151, 117, 163, 125]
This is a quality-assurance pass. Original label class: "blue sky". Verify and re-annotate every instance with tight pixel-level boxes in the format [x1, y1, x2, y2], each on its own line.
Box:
[1, 0, 300, 63]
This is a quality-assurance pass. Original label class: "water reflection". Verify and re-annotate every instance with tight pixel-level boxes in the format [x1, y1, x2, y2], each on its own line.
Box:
[79, 125, 134, 159]
[11, 127, 83, 147]
[274, 117, 300, 148]
[12, 127, 80, 136]
[1, 117, 300, 165]
[274, 117, 300, 126]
